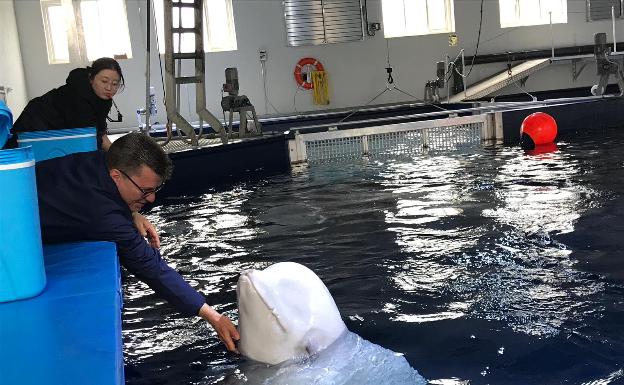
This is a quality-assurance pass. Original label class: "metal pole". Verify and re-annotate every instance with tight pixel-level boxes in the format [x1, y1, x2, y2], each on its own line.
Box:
[446, 55, 450, 103]
[613, 6, 617, 53]
[461, 50, 466, 100]
[550, 12, 554, 60]
[145, 0, 151, 133]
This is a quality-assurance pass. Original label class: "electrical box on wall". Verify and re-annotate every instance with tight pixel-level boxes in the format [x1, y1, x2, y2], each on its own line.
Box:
[449, 33, 458, 47]
[368, 22, 381, 36]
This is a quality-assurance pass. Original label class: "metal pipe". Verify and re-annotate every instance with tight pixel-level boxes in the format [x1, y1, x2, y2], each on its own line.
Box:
[550, 12, 554, 60]
[446, 55, 451, 103]
[108, 93, 616, 136]
[145, 0, 151, 133]
[461, 50, 466, 100]
[613, 6, 617, 53]
[289, 95, 613, 132]
[463, 43, 624, 65]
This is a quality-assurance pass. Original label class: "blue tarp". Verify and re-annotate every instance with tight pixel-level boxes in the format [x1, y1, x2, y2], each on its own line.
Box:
[0, 241, 123, 385]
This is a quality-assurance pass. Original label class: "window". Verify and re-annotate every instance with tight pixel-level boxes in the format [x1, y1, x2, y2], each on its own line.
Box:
[41, 1, 70, 63]
[283, 0, 363, 47]
[40, 0, 132, 64]
[587, 0, 621, 21]
[499, 0, 567, 28]
[382, 0, 455, 39]
[154, 0, 237, 53]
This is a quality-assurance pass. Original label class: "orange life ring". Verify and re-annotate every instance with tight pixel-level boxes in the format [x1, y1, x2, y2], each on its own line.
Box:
[294, 57, 324, 90]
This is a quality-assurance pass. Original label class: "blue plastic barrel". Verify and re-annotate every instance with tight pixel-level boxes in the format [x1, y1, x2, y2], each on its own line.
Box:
[0, 146, 46, 302]
[17, 127, 97, 162]
[0, 100, 12, 148]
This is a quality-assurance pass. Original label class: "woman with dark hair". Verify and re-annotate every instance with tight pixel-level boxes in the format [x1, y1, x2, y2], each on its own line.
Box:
[9, 57, 125, 151]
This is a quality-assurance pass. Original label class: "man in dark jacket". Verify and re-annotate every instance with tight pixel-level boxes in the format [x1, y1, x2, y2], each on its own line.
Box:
[35, 133, 240, 352]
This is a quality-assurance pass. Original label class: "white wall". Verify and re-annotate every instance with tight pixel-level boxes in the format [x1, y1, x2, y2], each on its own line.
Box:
[0, 0, 28, 119]
[11, 0, 624, 130]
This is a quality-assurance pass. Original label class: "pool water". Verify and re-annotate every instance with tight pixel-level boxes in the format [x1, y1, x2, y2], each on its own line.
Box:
[124, 127, 624, 385]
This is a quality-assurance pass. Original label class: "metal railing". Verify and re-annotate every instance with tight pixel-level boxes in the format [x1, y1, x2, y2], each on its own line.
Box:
[288, 114, 490, 164]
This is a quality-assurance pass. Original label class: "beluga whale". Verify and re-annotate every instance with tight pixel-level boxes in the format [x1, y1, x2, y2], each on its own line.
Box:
[234, 262, 426, 385]
[237, 261, 347, 364]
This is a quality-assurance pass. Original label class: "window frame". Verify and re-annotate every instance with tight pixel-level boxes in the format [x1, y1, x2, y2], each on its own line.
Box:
[154, 0, 238, 54]
[499, 0, 568, 28]
[204, 0, 237, 52]
[78, 0, 133, 61]
[40, 0, 133, 65]
[381, 0, 456, 39]
[40, 0, 69, 64]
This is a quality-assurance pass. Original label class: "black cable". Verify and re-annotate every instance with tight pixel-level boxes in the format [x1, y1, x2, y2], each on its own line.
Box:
[463, 0, 484, 79]
[443, 0, 484, 89]
[107, 99, 123, 122]
[385, 39, 394, 84]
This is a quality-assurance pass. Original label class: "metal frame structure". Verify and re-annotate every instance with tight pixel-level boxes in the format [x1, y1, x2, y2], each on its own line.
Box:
[162, 0, 227, 146]
[287, 114, 496, 164]
[448, 59, 551, 103]
[285, 93, 616, 164]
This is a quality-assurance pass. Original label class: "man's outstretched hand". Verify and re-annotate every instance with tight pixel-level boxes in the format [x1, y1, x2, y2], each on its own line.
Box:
[199, 303, 240, 353]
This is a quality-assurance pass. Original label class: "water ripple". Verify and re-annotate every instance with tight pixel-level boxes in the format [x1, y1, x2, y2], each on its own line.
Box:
[125, 130, 624, 385]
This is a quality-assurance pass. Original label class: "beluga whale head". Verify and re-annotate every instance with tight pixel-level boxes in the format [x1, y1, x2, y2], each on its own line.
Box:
[236, 262, 347, 365]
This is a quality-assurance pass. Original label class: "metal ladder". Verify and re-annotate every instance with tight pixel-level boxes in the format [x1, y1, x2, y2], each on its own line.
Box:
[162, 0, 228, 146]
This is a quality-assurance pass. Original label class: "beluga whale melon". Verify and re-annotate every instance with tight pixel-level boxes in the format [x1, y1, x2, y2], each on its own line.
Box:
[234, 262, 427, 385]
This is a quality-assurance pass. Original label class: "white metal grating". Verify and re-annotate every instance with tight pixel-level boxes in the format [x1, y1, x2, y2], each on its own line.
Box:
[289, 115, 489, 164]
[159, 137, 224, 153]
[306, 136, 364, 161]
[422, 123, 482, 151]
[367, 130, 423, 156]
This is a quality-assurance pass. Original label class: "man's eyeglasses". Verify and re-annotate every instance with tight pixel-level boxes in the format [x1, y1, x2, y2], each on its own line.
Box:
[119, 169, 164, 198]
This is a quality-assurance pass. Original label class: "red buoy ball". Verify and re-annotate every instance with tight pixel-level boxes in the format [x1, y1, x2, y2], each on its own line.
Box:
[520, 112, 557, 145]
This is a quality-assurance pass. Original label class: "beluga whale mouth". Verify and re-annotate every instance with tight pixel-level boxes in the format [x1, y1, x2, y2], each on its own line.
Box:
[236, 262, 347, 365]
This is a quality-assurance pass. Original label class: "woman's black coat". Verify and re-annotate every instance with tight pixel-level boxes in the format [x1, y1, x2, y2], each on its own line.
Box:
[8, 67, 112, 148]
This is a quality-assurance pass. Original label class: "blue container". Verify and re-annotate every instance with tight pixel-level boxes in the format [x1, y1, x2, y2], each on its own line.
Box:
[17, 127, 97, 161]
[0, 146, 46, 302]
[0, 100, 12, 148]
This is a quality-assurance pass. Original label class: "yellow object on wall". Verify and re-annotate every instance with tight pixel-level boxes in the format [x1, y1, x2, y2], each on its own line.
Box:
[311, 70, 330, 105]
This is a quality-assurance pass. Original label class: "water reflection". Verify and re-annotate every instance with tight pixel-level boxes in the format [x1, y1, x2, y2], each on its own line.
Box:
[379, 155, 484, 327]
[367, 147, 609, 342]
[124, 188, 261, 375]
[125, 138, 624, 385]
[484, 148, 582, 235]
